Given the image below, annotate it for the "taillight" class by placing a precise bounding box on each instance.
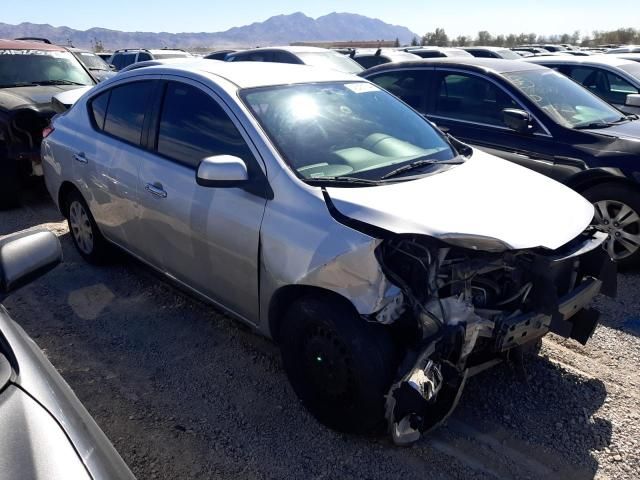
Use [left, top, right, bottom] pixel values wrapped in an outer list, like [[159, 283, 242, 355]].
[[42, 125, 55, 138]]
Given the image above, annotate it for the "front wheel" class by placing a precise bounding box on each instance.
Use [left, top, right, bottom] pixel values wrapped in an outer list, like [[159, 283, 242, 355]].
[[581, 183, 640, 268], [279, 295, 398, 434], [64, 190, 111, 264]]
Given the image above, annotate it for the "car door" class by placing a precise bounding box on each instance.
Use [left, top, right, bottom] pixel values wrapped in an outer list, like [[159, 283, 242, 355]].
[[81, 80, 156, 253], [136, 78, 268, 322], [425, 69, 558, 177]]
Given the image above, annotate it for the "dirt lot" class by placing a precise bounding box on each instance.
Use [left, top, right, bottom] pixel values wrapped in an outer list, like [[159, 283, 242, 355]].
[[2, 188, 639, 480]]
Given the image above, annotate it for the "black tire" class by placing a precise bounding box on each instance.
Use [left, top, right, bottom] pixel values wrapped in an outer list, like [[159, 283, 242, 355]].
[[63, 189, 111, 264], [581, 183, 640, 268], [0, 155, 21, 210], [279, 295, 398, 434]]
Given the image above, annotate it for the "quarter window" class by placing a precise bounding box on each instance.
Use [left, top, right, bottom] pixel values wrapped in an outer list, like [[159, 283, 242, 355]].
[[156, 82, 253, 169], [103, 81, 153, 145], [89, 90, 110, 130], [433, 73, 519, 126]]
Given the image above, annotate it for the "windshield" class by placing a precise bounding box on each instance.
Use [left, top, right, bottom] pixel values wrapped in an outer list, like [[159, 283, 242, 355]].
[[497, 49, 522, 60], [76, 51, 110, 70], [152, 52, 191, 60], [0, 50, 94, 87], [295, 52, 364, 74], [502, 69, 623, 128], [618, 61, 640, 79], [242, 82, 458, 183]]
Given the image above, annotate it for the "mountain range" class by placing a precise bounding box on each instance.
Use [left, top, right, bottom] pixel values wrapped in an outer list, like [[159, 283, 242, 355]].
[[0, 12, 418, 50]]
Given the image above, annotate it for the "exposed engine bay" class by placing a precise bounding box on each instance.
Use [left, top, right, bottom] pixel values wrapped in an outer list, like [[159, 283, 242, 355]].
[[0, 108, 51, 176], [372, 230, 616, 445]]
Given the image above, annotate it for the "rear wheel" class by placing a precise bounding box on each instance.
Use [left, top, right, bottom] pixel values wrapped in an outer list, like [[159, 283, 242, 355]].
[[581, 183, 640, 268], [279, 295, 398, 434], [64, 190, 111, 264]]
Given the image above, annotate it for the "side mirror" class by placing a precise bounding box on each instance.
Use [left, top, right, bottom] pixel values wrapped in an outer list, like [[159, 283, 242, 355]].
[[0, 230, 62, 296], [502, 108, 533, 133], [196, 155, 248, 188], [109, 64, 116, 70], [625, 93, 640, 107]]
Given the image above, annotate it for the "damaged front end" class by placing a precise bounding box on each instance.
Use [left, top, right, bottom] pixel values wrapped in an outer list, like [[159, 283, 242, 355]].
[[0, 108, 53, 177], [371, 229, 615, 446]]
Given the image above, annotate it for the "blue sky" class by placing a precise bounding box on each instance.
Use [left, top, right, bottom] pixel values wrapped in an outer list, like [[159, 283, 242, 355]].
[[4, 0, 639, 37]]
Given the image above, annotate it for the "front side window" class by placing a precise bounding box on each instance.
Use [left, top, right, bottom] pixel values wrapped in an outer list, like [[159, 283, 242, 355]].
[[157, 82, 252, 169], [433, 73, 519, 126], [103, 81, 153, 144], [242, 82, 458, 183], [355, 56, 384, 69], [503, 69, 624, 128], [0, 49, 94, 87], [569, 66, 638, 105], [89, 90, 110, 130], [367, 70, 431, 113], [136, 52, 152, 62]]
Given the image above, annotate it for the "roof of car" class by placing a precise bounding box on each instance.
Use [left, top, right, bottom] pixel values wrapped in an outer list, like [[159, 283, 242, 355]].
[[233, 46, 332, 54], [0, 38, 67, 51], [524, 54, 636, 67], [463, 46, 510, 51], [129, 60, 358, 88], [361, 57, 544, 75]]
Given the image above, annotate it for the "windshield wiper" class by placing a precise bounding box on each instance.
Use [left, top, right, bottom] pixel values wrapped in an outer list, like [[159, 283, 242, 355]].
[[574, 121, 615, 130], [32, 79, 88, 86], [305, 176, 382, 186], [0, 82, 39, 88], [380, 157, 464, 180]]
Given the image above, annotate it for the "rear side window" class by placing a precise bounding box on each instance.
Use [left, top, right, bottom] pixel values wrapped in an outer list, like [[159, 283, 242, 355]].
[[103, 81, 153, 145], [137, 52, 152, 62], [368, 70, 431, 113], [156, 82, 252, 169], [89, 90, 110, 130], [355, 56, 385, 69]]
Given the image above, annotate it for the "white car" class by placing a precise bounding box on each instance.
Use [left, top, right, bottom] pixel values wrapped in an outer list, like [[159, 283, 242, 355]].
[[41, 61, 615, 444]]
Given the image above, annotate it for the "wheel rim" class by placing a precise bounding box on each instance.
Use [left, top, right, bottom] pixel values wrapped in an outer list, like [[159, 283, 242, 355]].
[[593, 199, 640, 261], [302, 325, 356, 403], [69, 200, 94, 255]]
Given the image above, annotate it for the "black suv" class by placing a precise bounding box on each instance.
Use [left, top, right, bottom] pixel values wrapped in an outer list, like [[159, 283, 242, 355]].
[[0, 38, 95, 208], [362, 58, 640, 265]]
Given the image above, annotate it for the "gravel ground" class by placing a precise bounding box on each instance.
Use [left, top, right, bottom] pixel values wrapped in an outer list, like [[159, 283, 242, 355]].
[[1, 188, 639, 480]]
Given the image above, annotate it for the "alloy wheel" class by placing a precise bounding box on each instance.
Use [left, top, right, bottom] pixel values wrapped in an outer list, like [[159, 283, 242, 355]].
[[69, 200, 94, 255], [593, 199, 640, 260]]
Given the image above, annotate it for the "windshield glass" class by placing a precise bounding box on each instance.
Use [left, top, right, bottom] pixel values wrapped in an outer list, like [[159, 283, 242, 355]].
[[76, 51, 110, 70], [0, 50, 94, 86], [618, 61, 640, 79], [497, 49, 522, 60], [242, 82, 458, 182], [295, 52, 364, 74], [502, 69, 623, 128], [153, 52, 191, 60]]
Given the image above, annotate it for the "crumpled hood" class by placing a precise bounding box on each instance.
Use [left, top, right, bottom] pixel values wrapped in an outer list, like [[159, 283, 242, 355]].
[[0, 85, 83, 112], [325, 149, 594, 251]]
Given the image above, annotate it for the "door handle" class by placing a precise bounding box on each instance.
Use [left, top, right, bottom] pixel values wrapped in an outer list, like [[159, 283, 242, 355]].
[[145, 183, 167, 198], [73, 152, 88, 164]]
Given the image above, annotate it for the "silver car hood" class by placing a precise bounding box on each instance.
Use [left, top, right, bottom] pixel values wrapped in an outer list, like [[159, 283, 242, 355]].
[[325, 149, 594, 251]]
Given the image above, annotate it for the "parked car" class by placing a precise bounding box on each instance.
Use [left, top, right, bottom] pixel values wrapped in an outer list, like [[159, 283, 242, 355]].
[[226, 46, 364, 73], [463, 46, 523, 59], [42, 61, 614, 445], [0, 38, 96, 208], [524, 55, 640, 115], [0, 229, 135, 479], [351, 48, 420, 69], [512, 47, 551, 55], [402, 47, 472, 58], [362, 58, 640, 265], [67, 47, 116, 82], [109, 48, 192, 71], [606, 45, 640, 54], [614, 53, 640, 63], [205, 49, 236, 60]]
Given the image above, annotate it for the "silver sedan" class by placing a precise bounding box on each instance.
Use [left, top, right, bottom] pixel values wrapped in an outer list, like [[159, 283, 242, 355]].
[[42, 61, 615, 445]]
